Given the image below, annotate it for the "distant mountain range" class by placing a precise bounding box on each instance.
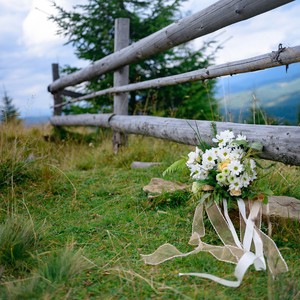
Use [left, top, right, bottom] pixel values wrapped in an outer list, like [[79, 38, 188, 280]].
[[22, 115, 50, 126], [216, 64, 300, 125]]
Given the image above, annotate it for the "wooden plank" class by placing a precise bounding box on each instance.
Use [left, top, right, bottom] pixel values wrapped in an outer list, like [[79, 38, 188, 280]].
[[51, 63, 63, 115], [50, 114, 113, 127], [113, 18, 130, 152], [60, 90, 85, 98], [50, 114, 300, 166], [48, 0, 293, 93], [53, 45, 300, 108]]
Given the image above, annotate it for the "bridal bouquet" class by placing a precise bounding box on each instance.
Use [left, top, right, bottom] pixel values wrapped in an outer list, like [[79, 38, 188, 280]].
[[187, 129, 264, 201], [142, 127, 288, 287]]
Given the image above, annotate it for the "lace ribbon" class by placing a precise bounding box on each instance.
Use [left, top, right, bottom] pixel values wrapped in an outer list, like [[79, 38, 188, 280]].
[[141, 196, 288, 287]]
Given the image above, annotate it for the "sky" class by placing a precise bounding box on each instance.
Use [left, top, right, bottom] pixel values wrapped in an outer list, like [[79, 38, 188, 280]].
[[0, 0, 299, 118]]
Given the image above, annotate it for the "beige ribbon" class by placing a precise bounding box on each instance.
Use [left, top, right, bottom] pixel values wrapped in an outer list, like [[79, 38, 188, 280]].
[[141, 196, 288, 287]]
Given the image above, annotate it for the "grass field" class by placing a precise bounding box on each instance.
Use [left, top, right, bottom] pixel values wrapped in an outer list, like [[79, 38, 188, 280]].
[[0, 123, 299, 299]]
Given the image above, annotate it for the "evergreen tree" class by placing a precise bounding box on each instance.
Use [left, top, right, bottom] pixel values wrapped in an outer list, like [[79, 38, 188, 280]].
[[50, 0, 217, 119], [1, 90, 19, 123]]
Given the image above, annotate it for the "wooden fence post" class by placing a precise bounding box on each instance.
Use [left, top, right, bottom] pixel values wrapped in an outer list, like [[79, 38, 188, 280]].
[[113, 18, 130, 153], [51, 63, 63, 116]]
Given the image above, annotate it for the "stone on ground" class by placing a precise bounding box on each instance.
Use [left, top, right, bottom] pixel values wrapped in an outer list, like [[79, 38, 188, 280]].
[[143, 178, 188, 194]]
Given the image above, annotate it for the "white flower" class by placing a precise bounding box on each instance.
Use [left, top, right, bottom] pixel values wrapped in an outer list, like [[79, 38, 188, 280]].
[[240, 173, 251, 187], [249, 171, 257, 181], [189, 164, 208, 180], [187, 152, 196, 165], [192, 168, 208, 180], [202, 149, 217, 164], [187, 147, 203, 165], [212, 130, 235, 146], [229, 177, 243, 191], [228, 160, 244, 175], [250, 159, 256, 170], [212, 147, 220, 157], [244, 158, 257, 181], [222, 168, 230, 176], [229, 147, 244, 160], [218, 146, 232, 161], [236, 134, 247, 141], [227, 174, 237, 184], [216, 173, 226, 184], [202, 161, 215, 171]]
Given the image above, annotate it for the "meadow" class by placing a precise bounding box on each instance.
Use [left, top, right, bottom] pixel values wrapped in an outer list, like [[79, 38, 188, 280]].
[[0, 122, 299, 299]]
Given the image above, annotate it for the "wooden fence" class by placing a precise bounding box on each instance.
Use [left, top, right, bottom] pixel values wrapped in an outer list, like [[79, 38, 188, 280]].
[[48, 0, 300, 166]]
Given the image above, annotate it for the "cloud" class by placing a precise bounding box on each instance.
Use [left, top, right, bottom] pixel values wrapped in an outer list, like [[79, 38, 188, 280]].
[[1, 0, 299, 118], [21, 0, 85, 57], [0, 0, 87, 117], [21, 0, 66, 57], [0, 0, 31, 13], [0, 1, 30, 37]]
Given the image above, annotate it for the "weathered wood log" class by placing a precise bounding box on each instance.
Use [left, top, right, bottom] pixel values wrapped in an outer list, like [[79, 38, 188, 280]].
[[50, 114, 300, 166], [113, 18, 130, 152], [60, 90, 85, 98], [53, 45, 300, 108], [51, 63, 63, 115], [50, 114, 113, 127], [48, 0, 293, 93]]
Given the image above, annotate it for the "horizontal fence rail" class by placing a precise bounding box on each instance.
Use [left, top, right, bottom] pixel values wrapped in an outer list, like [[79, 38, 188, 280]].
[[48, 0, 293, 93], [50, 114, 300, 166], [53, 45, 300, 108]]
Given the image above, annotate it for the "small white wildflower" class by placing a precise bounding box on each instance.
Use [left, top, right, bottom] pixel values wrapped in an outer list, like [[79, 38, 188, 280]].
[[212, 130, 235, 146], [236, 134, 247, 141], [202, 161, 215, 171], [229, 147, 244, 160], [190, 164, 208, 180], [227, 174, 237, 184], [250, 158, 256, 170], [222, 168, 230, 176], [187, 147, 203, 165], [216, 173, 226, 183], [240, 173, 251, 187], [192, 168, 208, 180], [189, 164, 203, 178], [229, 178, 243, 191], [249, 171, 257, 181], [218, 146, 232, 161], [187, 152, 196, 165], [228, 160, 244, 176], [202, 149, 217, 164]]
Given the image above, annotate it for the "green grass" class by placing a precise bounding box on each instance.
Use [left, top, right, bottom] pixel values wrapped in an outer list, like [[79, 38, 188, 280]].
[[0, 123, 299, 299]]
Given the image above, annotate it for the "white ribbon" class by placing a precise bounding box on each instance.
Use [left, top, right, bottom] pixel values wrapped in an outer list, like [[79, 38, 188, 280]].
[[141, 196, 288, 287]]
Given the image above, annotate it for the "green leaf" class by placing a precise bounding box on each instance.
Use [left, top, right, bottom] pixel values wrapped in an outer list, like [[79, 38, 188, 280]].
[[249, 142, 263, 152], [233, 140, 248, 147], [162, 157, 187, 177], [262, 195, 269, 204], [262, 188, 274, 196]]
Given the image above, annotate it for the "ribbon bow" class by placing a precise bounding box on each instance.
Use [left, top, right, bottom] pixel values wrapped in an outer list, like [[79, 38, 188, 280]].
[[141, 196, 288, 287]]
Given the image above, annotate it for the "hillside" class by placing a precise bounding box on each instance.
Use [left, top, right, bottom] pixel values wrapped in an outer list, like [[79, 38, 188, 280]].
[[217, 76, 300, 124]]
